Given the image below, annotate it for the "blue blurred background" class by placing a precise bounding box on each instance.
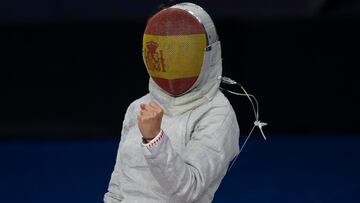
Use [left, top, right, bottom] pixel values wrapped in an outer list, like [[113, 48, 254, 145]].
[[0, 0, 359, 202]]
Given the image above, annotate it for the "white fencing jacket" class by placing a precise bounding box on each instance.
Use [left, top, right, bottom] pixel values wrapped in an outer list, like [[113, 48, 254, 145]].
[[104, 41, 240, 203]]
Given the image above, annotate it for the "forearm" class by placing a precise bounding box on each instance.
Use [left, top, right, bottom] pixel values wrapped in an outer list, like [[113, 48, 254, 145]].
[[141, 131, 210, 202]]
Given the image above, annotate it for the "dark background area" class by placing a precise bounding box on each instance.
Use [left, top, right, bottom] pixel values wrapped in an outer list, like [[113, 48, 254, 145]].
[[1, 0, 359, 137], [1, 0, 360, 203]]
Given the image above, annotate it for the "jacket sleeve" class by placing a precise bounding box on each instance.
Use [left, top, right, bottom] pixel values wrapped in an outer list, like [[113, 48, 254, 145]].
[[141, 107, 240, 202], [104, 103, 136, 203]]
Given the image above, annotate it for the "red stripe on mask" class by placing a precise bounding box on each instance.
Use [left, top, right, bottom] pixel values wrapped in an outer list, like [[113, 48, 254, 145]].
[[145, 8, 205, 36], [152, 76, 198, 96]]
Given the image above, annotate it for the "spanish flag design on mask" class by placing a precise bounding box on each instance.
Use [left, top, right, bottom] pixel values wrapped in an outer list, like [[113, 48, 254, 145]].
[[143, 8, 207, 96]]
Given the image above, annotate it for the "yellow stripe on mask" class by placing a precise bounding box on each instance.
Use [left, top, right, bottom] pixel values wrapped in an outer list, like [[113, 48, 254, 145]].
[[143, 34, 207, 80]]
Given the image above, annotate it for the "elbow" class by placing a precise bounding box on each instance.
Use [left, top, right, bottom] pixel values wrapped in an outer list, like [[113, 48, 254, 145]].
[[170, 167, 207, 203]]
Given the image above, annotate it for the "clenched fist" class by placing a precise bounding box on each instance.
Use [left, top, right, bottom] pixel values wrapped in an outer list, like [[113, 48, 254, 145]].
[[137, 102, 164, 141]]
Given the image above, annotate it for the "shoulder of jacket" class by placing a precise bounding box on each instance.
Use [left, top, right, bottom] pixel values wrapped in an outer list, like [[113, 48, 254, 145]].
[[199, 91, 232, 112], [189, 91, 235, 123]]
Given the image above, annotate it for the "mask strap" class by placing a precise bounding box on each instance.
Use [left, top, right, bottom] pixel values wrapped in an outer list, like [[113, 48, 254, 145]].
[[217, 76, 268, 171]]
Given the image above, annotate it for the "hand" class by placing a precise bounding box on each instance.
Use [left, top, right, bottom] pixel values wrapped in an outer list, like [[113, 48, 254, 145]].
[[137, 102, 164, 140]]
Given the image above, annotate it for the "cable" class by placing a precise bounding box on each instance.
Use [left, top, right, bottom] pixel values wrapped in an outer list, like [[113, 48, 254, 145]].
[[217, 76, 268, 171]]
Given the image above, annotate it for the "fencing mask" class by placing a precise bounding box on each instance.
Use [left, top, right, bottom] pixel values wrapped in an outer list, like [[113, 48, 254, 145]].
[[143, 2, 218, 96]]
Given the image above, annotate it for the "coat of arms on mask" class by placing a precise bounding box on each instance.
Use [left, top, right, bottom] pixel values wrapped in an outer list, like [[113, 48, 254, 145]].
[[144, 41, 166, 73]]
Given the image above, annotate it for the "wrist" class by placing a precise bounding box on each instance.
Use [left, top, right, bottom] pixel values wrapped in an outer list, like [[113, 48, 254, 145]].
[[142, 137, 154, 144], [143, 129, 161, 142], [142, 130, 162, 144]]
